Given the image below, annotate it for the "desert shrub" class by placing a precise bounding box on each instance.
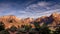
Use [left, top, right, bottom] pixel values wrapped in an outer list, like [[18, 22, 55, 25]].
[[9, 25, 17, 32]]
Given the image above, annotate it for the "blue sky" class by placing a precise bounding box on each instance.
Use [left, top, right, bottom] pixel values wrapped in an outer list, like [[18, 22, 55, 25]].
[[0, 0, 60, 18]]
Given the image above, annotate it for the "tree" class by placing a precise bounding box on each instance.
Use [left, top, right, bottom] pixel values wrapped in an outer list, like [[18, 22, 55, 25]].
[[53, 26, 60, 34], [39, 23, 51, 34], [9, 25, 17, 32], [17, 25, 26, 33], [0, 30, 10, 34], [25, 24, 32, 31], [39, 26, 51, 34], [0, 21, 5, 31], [34, 22, 41, 31], [21, 24, 32, 32]]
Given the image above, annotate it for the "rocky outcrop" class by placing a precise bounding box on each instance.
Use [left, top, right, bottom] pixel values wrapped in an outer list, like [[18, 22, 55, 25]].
[[0, 15, 22, 29], [0, 12, 60, 29]]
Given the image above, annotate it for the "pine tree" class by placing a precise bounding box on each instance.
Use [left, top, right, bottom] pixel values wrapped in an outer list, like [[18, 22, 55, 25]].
[[39, 23, 51, 34], [0, 21, 5, 31], [34, 22, 41, 31], [0, 30, 10, 34], [9, 25, 17, 32], [53, 26, 60, 34]]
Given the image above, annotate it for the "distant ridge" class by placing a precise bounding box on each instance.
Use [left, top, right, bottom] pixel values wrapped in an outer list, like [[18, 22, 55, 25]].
[[0, 12, 60, 29]]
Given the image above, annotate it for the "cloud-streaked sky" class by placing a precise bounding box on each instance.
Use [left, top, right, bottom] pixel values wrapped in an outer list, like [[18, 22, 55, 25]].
[[0, 0, 60, 18]]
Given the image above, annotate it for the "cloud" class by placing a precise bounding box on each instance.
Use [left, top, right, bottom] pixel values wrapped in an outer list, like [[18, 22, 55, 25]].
[[0, 1, 60, 18], [26, 1, 60, 11], [22, 1, 60, 18], [0, 3, 22, 15], [37, 1, 51, 7], [25, 1, 51, 13]]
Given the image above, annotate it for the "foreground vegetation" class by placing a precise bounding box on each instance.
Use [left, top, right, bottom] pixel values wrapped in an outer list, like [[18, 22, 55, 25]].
[[0, 21, 60, 34]]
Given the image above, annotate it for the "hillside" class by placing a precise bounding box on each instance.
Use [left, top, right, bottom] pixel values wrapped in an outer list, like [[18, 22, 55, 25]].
[[0, 13, 60, 29]]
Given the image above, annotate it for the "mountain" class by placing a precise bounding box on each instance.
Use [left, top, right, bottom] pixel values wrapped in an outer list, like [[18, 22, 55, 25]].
[[33, 12, 60, 30], [48, 13, 60, 26], [0, 15, 34, 29], [0, 12, 60, 30], [23, 17, 34, 24], [0, 15, 22, 29]]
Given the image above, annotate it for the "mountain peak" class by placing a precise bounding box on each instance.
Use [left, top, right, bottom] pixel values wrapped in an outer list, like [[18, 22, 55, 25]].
[[51, 12, 60, 18]]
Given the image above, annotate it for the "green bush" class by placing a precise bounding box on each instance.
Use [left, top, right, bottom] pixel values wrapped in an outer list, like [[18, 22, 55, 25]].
[[53, 26, 60, 34], [9, 25, 17, 32], [0, 21, 5, 31], [0, 30, 10, 34]]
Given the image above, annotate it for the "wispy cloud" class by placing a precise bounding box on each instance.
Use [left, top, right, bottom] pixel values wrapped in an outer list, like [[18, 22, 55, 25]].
[[24, 1, 60, 18], [0, 0, 60, 18]]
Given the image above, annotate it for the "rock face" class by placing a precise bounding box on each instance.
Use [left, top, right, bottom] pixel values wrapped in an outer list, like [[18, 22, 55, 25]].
[[48, 13, 60, 26], [0, 15, 34, 29], [0, 12, 60, 29], [23, 18, 34, 24], [0, 15, 22, 29], [33, 12, 60, 30]]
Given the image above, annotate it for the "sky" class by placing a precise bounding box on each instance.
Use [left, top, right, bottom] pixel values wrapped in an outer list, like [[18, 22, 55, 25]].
[[0, 0, 60, 18]]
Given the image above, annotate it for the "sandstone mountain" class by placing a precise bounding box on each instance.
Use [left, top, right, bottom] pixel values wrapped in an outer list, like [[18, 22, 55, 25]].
[[0, 15, 34, 29], [0, 15, 22, 29], [34, 12, 60, 30], [0, 12, 60, 29]]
